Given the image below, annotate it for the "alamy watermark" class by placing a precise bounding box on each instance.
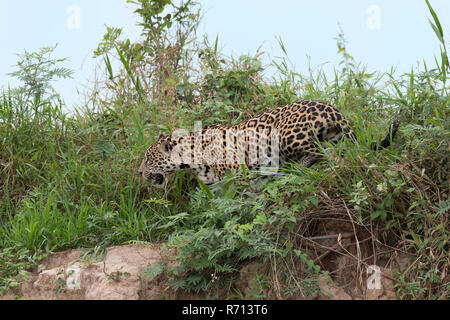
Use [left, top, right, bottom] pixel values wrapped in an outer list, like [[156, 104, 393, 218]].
[[67, 5, 81, 30], [366, 4, 381, 30], [167, 121, 281, 175], [367, 265, 382, 290]]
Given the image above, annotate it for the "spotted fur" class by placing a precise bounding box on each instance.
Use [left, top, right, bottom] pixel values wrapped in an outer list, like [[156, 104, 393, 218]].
[[138, 101, 399, 187]]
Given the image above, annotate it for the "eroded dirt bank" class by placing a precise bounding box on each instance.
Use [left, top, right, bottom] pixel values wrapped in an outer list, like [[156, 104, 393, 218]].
[[1, 243, 400, 300]]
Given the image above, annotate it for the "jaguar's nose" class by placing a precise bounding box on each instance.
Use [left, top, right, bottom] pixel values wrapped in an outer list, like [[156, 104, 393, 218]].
[[138, 169, 143, 176]]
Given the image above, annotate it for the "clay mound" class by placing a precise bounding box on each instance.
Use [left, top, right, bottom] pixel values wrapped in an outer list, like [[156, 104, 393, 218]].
[[7, 244, 182, 300], [2, 243, 398, 300]]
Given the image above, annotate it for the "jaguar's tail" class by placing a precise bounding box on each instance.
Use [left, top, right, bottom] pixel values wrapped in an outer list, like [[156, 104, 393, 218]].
[[370, 120, 400, 151]]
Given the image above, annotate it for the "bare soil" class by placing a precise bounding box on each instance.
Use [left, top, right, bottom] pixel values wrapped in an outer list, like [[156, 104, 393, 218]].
[[1, 240, 401, 300]]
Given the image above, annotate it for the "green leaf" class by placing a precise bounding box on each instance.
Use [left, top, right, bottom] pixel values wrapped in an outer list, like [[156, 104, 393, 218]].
[[104, 54, 114, 81], [441, 49, 449, 71], [310, 196, 319, 208], [142, 263, 166, 280], [428, 19, 444, 44], [423, 118, 441, 127], [425, 0, 444, 41], [371, 210, 386, 221], [253, 212, 267, 225], [115, 44, 133, 81], [197, 177, 213, 199]]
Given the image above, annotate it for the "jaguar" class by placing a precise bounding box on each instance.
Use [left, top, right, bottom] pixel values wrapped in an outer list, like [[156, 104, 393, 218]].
[[138, 101, 399, 187]]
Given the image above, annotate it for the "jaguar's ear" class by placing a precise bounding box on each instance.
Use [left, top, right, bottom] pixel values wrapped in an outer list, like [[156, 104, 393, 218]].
[[159, 139, 172, 156], [159, 134, 166, 139]]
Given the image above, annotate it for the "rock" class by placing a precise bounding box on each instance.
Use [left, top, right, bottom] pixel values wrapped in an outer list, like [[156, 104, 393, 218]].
[[317, 275, 352, 300], [15, 244, 172, 300], [66, 262, 82, 290], [234, 261, 267, 299]]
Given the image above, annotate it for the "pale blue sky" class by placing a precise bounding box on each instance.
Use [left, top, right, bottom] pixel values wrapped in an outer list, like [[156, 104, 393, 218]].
[[1, 0, 449, 108]]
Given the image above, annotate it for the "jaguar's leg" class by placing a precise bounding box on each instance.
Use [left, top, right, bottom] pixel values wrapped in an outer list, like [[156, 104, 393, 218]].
[[300, 154, 326, 167]]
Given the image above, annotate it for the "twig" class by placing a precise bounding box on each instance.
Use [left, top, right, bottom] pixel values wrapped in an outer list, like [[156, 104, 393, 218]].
[[314, 238, 349, 263], [342, 200, 363, 287], [307, 232, 353, 241]]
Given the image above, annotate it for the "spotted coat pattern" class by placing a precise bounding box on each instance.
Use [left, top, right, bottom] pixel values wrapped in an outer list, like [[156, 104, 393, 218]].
[[138, 101, 398, 187]]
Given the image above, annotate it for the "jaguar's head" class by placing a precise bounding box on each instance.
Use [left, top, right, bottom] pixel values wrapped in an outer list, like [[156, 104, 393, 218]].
[[138, 135, 178, 188]]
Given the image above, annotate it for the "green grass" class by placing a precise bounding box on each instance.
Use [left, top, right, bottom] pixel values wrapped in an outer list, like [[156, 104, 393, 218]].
[[1, 0, 449, 299]]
